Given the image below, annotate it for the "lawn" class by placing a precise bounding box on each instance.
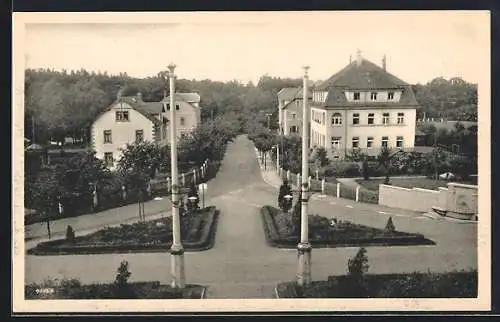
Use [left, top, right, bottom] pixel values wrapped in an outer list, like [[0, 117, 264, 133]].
[[356, 177, 475, 192]]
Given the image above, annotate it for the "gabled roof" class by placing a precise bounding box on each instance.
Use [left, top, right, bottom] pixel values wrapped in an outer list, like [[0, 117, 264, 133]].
[[165, 93, 201, 104], [277, 87, 312, 102], [316, 58, 408, 90], [99, 97, 162, 126]]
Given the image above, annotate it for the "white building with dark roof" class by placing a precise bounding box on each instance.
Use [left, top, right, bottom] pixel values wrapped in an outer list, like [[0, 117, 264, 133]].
[[310, 52, 419, 160], [90, 91, 201, 168]]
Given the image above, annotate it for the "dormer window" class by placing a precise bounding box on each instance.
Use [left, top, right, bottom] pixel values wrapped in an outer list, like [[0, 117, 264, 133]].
[[353, 92, 360, 101], [388, 92, 395, 100], [370, 92, 378, 100], [115, 111, 129, 122]]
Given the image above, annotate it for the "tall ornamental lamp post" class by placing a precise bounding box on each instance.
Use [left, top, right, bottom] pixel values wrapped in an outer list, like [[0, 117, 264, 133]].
[[167, 63, 185, 289], [297, 66, 312, 287]]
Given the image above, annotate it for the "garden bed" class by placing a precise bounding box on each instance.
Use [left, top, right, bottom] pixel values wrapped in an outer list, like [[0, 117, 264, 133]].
[[276, 270, 477, 298], [261, 206, 434, 249], [28, 206, 219, 255], [25, 280, 206, 299], [356, 177, 477, 192]]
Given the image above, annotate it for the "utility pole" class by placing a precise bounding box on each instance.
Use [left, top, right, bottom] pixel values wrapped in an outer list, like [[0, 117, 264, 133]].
[[168, 63, 185, 288], [297, 66, 312, 287]]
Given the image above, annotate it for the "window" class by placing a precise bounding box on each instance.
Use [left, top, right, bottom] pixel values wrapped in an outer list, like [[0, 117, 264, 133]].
[[397, 112, 404, 124], [103, 130, 112, 144], [367, 136, 374, 148], [115, 111, 129, 122], [166, 104, 170, 110], [180, 131, 187, 138], [381, 136, 389, 148], [353, 92, 360, 101], [370, 92, 378, 100], [104, 152, 114, 167], [292, 113, 296, 119], [135, 129, 144, 143], [352, 137, 360, 148], [332, 113, 342, 125], [180, 117, 185, 126], [176, 104, 180, 111], [388, 92, 395, 100], [331, 137, 341, 149], [396, 136, 404, 148], [290, 126, 297, 133], [382, 113, 390, 125], [368, 113, 374, 124], [352, 113, 360, 125]]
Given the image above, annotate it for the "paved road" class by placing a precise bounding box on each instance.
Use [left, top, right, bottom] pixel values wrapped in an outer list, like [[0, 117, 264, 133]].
[[25, 135, 477, 299]]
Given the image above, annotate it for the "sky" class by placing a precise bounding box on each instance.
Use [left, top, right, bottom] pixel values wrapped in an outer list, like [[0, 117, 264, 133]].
[[21, 11, 490, 85]]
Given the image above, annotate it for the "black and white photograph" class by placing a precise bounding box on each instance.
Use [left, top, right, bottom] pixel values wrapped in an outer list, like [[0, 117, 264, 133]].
[[12, 11, 490, 312]]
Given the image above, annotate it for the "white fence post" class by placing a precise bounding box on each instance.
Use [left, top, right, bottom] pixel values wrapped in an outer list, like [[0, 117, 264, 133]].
[[336, 182, 340, 198], [182, 173, 186, 187], [321, 178, 325, 195], [308, 176, 311, 187], [297, 174, 301, 187], [355, 186, 360, 202], [166, 178, 171, 192], [193, 169, 197, 184], [315, 170, 319, 180], [286, 170, 290, 181]]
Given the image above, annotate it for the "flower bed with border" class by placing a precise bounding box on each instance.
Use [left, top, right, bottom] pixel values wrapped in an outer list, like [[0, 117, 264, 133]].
[[28, 206, 219, 255], [276, 270, 477, 298], [261, 206, 434, 249]]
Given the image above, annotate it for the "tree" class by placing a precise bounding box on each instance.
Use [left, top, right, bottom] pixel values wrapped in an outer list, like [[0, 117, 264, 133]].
[[361, 158, 370, 180], [377, 147, 393, 184], [186, 182, 200, 212], [278, 180, 292, 213], [117, 141, 163, 221]]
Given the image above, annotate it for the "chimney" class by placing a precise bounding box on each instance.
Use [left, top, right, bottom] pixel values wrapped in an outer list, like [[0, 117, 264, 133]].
[[382, 55, 387, 71], [356, 49, 362, 66]]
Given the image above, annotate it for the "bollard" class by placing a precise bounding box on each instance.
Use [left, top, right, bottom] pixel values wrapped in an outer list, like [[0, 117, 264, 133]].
[[321, 178, 325, 195], [336, 183, 340, 198], [286, 170, 290, 181], [182, 173, 186, 187], [297, 174, 301, 187], [355, 186, 360, 202]]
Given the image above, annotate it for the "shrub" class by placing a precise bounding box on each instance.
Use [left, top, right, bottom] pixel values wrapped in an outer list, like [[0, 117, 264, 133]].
[[65, 225, 75, 244], [114, 260, 133, 298], [323, 162, 361, 178], [362, 159, 370, 180], [384, 217, 396, 233], [348, 247, 369, 278], [358, 189, 379, 204]]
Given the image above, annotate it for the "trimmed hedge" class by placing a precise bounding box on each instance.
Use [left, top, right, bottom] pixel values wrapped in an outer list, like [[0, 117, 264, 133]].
[[25, 280, 206, 299], [261, 206, 434, 249], [28, 206, 219, 255], [276, 270, 477, 298]]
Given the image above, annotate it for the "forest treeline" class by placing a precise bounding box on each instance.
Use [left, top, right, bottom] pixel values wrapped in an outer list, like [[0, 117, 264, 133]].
[[24, 68, 477, 144]]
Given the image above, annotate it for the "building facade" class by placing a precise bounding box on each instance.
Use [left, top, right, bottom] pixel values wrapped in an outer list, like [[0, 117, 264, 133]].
[[277, 87, 312, 136], [91, 92, 201, 169], [310, 53, 419, 160]]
